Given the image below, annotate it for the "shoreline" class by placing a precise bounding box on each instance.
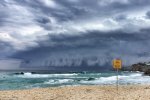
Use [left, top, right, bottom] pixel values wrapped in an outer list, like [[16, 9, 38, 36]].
[[0, 85, 150, 100]]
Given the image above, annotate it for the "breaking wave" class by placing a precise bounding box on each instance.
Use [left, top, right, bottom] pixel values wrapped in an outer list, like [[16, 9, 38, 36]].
[[1, 71, 150, 90], [16, 72, 78, 78]]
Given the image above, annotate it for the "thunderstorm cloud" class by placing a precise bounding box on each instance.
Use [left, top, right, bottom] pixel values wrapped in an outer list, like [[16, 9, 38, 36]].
[[0, 0, 150, 70]]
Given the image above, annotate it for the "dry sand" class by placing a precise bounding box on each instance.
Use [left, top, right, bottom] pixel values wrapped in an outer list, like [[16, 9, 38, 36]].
[[0, 85, 150, 100]]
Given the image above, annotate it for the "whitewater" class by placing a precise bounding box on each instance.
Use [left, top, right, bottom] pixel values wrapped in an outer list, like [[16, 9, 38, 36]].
[[0, 71, 150, 90]]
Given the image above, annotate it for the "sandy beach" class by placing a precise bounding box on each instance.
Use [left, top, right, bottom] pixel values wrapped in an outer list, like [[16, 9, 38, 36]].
[[0, 85, 150, 100]]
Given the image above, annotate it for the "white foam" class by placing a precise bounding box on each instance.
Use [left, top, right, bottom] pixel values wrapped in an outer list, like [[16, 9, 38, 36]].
[[44, 79, 74, 84], [129, 73, 143, 77], [80, 72, 149, 85], [58, 79, 73, 84], [49, 73, 78, 77], [17, 73, 78, 78], [16, 72, 150, 85], [20, 72, 50, 78], [44, 80, 55, 84]]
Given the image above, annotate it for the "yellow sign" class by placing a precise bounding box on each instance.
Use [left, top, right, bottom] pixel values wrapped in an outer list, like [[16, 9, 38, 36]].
[[113, 59, 122, 69]]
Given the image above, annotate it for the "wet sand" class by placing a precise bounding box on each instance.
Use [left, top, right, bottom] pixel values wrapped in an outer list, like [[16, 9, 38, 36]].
[[0, 85, 150, 100]]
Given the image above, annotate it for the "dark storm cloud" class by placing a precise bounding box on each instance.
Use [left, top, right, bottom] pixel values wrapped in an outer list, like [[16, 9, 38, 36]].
[[114, 14, 127, 21], [13, 28, 150, 66], [11, 0, 150, 25], [54, 0, 150, 15], [0, 41, 15, 57], [37, 29, 150, 49], [0, 0, 150, 67], [146, 11, 150, 19], [14, 0, 75, 22]]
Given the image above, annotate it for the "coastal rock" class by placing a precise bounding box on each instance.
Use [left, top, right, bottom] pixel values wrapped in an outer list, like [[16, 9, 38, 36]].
[[144, 69, 150, 76], [129, 62, 150, 76], [131, 63, 146, 72], [116, 61, 150, 76], [87, 77, 95, 81], [121, 63, 147, 72], [14, 72, 24, 75]]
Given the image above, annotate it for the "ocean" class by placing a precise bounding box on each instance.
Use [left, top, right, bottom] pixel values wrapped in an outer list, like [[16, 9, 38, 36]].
[[0, 71, 150, 90]]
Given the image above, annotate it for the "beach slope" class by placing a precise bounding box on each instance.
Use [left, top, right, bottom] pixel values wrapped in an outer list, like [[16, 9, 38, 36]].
[[0, 85, 150, 100]]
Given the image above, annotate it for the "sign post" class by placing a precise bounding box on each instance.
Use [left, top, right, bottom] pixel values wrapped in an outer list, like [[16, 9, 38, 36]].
[[112, 59, 122, 93]]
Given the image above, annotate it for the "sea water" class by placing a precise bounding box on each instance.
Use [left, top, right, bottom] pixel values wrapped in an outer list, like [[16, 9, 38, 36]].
[[0, 71, 150, 90]]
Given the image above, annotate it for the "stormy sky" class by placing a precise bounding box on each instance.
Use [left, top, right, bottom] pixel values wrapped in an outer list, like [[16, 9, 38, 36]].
[[0, 0, 150, 68]]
